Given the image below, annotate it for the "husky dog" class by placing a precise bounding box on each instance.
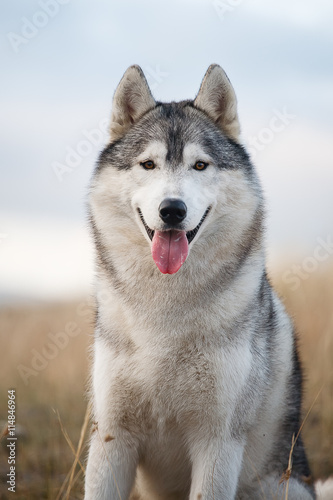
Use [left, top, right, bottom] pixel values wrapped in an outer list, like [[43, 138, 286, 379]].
[[85, 65, 317, 499]]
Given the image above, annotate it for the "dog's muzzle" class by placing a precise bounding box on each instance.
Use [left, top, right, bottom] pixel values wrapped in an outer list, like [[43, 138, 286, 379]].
[[138, 204, 212, 275]]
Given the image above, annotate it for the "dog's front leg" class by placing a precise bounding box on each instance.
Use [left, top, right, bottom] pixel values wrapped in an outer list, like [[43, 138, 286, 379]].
[[189, 438, 244, 500], [84, 431, 138, 500]]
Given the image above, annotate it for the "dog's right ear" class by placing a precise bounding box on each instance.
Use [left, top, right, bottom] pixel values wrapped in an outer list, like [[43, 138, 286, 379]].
[[194, 64, 241, 143], [110, 65, 156, 142]]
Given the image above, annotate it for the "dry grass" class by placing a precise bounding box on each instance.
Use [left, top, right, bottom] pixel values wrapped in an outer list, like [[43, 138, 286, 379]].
[[271, 260, 333, 480], [0, 300, 94, 499], [0, 261, 332, 499]]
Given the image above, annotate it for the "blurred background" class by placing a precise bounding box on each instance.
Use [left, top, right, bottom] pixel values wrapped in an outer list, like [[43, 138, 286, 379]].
[[1, 0, 333, 303], [1, 1, 332, 498]]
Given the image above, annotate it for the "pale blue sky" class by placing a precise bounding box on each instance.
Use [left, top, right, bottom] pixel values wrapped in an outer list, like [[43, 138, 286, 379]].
[[1, 0, 333, 300]]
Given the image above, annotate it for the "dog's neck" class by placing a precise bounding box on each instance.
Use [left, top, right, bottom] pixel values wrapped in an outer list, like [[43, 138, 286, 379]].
[[94, 241, 265, 348]]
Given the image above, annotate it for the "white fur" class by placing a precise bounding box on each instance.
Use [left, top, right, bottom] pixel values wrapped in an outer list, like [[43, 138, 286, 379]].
[[315, 478, 333, 500]]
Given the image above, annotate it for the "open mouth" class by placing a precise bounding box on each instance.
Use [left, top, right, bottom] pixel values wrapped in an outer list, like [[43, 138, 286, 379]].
[[137, 206, 211, 244]]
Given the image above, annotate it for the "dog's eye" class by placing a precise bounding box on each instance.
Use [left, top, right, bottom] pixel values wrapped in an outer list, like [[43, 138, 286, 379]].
[[193, 161, 208, 171], [140, 160, 155, 170]]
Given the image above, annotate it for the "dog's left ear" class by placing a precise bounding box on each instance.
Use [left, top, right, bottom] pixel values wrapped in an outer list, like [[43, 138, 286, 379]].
[[110, 65, 156, 142], [194, 64, 240, 143]]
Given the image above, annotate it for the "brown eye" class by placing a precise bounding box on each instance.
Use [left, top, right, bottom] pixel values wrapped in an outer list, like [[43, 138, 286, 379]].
[[194, 161, 208, 171], [140, 160, 155, 170]]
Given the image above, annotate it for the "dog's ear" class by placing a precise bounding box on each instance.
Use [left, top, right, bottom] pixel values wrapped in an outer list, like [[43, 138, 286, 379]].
[[110, 65, 156, 142], [194, 65, 240, 142]]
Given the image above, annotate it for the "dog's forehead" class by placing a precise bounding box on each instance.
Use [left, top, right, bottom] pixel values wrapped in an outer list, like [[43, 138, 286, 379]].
[[153, 104, 191, 165], [138, 103, 213, 166]]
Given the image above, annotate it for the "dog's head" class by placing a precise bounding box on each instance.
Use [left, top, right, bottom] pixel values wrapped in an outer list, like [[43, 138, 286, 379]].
[[90, 65, 263, 275]]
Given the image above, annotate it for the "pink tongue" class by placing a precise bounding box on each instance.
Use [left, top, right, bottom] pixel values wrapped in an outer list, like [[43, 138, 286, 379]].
[[151, 230, 189, 274]]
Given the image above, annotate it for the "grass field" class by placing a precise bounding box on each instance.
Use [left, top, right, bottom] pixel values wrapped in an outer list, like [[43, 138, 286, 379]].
[[0, 261, 332, 499]]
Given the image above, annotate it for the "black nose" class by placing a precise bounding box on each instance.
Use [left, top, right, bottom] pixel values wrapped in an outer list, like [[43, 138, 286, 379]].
[[159, 199, 187, 225]]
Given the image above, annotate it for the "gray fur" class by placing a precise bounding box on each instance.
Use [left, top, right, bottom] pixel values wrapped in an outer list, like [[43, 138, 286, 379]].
[[84, 65, 315, 499]]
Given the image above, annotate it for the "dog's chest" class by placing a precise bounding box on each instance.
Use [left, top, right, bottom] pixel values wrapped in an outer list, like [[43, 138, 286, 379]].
[[107, 338, 223, 435], [147, 342, 218, 412]]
